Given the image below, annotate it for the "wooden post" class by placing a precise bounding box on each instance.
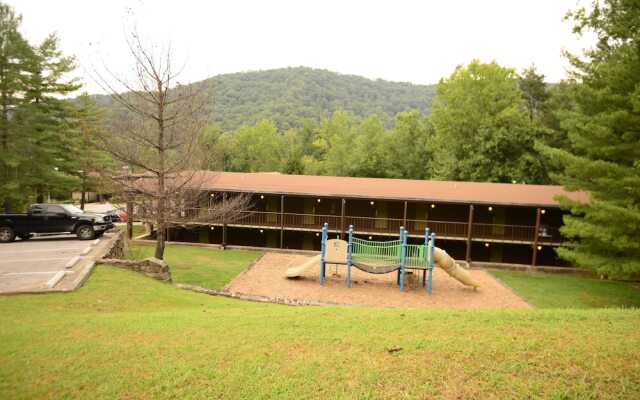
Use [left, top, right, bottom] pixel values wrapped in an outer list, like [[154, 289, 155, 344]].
[[532, 208, 542, 268], [126, 193, 133, 240], [340, 198, 346, 239], [280, 195, 285, 249], [465, 204, 474, 262], [403, 201, 408, 229], [222, 192, 228, 249]]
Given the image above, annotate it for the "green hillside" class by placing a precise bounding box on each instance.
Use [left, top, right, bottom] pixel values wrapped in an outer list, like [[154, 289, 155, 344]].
[[91, 67, 434, 132], [204, 67, 434, 130]]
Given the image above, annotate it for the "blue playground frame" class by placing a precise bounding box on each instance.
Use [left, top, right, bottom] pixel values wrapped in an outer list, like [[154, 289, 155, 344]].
[[320, 223, 436, 294]]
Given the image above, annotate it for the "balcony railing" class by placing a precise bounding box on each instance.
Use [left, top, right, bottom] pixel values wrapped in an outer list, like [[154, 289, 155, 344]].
[[141, 208, 563, 244]]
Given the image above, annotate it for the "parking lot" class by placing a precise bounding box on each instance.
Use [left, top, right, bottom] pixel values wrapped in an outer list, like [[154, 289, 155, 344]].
[[0, 234, 107, 293]]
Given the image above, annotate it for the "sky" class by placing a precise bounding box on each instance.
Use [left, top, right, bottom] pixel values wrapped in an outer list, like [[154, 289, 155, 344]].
[[7, 0, 594, 95]]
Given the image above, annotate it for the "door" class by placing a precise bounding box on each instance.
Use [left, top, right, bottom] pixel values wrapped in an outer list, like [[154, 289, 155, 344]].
[[42, 205, 71, 233], [27, 205, 47, 232]]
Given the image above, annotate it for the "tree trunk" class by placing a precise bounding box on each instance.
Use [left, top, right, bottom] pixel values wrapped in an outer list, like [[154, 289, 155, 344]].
[[126, 194, 133, 240], [154, 81, 166, 260], [154, 224, 165, 259], [80, 189, 86, 210], [1, 76, 10, 213]]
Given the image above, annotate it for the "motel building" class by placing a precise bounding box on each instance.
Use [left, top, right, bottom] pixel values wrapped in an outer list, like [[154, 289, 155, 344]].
[[154, 172, 588, 267]]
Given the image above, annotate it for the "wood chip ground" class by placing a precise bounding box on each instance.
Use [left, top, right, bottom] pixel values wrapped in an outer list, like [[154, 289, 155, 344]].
[[226, 253, 532, 309]]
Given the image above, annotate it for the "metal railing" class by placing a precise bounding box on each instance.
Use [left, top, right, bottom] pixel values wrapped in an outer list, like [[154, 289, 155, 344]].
[[157, 208, 562, 244]]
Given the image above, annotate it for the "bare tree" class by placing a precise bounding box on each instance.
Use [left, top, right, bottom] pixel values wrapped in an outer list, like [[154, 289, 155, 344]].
[[92, 32, 249, 260]]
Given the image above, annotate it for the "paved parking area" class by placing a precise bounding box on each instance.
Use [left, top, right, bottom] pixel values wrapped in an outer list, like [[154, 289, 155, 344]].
[[0, 234, 107, 293]]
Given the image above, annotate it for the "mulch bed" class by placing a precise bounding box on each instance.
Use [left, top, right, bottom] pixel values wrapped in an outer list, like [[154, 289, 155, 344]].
[[226, 253, 532, 309]]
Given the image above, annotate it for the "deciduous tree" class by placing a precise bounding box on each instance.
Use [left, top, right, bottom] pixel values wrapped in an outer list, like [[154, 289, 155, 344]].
[[429, 60, 543, 183], [93, 32, 248, 259]]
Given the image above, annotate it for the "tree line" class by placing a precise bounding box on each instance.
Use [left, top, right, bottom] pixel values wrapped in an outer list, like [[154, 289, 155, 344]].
[[93, 66, 436, 133], [204, 61, 567, 185]]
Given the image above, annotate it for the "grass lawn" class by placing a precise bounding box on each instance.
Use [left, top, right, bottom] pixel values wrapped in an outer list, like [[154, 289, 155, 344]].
[[0, 267, 638, 399], [125, 242, 261, 289], [114, 223, 147, 238], [489, 270, 640, 309]]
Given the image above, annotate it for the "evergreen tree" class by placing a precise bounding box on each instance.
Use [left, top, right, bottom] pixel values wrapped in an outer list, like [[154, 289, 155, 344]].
[[17, 33, 81, 204], [0, 3, 33, 211], [0, 3, 80, 210], [540, 0, 640, 278], [65, 93, 114, 209], [518, 65, 549, 122]]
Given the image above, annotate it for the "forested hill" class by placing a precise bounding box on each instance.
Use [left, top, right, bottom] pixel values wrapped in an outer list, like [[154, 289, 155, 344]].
[[201, 67, 434, 131]]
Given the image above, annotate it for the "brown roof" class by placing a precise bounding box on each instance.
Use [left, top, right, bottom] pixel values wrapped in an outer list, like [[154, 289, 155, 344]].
[[200, 172, 589, 207]]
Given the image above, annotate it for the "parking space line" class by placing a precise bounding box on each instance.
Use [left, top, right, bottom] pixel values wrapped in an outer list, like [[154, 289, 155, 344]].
[[0, 248, 86, 254], [0, 257, 72, 263], [2, 271, 60, 276]]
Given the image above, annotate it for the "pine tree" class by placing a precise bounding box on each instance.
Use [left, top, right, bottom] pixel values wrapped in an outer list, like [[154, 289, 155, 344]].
[[518, 65, 549, 122], [540, 0, 640, 279], [18, 33, 81, 204], [1, 3, 80, 210], [0, 3, 33, 211], [64, 93, 114, 209]]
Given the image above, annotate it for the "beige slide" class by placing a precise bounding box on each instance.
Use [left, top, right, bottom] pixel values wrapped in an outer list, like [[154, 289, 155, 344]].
[[285, 254, 322, 278], [432, 247, 480, 288]]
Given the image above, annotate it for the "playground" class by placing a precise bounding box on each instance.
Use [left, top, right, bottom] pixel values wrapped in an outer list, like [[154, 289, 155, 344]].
[[227, 252, 531, 309], [228, 224, 530, 308]]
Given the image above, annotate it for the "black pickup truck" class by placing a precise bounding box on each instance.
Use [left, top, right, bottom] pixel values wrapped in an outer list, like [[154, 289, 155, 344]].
[[0, 204, 115, 243]]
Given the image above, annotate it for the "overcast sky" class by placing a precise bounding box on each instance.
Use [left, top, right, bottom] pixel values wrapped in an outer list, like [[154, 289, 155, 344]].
[[7, 0, 593, 94]]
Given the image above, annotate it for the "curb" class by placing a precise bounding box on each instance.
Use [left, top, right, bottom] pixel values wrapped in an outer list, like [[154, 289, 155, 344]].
[[176, 283, 345, 307]]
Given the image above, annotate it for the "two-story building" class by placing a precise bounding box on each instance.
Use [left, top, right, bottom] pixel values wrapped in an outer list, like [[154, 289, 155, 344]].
[[144, 171, 589, 267]]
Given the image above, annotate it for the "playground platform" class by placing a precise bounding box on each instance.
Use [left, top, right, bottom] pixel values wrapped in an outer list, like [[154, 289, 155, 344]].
[[226, 253, 531, 309]]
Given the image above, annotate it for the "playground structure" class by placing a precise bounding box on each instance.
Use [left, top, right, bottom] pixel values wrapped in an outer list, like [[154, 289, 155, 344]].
[[286, 223, 480, 293]]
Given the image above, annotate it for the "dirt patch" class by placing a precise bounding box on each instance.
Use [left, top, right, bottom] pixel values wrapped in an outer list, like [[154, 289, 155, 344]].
[[226, 253, 531, 309]]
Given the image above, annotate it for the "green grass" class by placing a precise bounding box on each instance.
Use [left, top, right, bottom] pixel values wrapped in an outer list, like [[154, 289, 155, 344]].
[[114, 223, 146, 238], [125, 242, 261, 289], [0, 267, 638, 399], [490, 269, 640, 309]]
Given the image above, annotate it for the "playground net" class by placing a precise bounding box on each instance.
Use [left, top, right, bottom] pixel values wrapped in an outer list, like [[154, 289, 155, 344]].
[[351, 237, 402, 267], [350, 238, 430, 269]]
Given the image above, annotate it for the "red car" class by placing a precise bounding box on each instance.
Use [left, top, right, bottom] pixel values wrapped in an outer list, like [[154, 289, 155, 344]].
[[105, 209, 128, 223]]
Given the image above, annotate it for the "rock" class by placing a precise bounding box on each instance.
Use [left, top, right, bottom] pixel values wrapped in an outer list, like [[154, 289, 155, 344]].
[[99, 256, 172, 283]]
